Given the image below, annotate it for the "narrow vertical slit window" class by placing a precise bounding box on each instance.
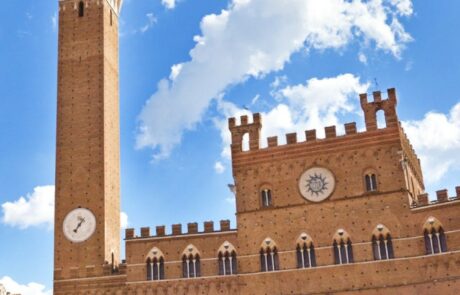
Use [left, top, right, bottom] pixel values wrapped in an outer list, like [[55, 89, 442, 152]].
[[261, 189, 272, 208], [365, 173, 378, 192], [78, 1, 85, 17]]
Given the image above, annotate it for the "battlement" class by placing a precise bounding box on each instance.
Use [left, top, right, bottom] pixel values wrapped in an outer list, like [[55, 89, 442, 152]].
[[125, 220, 235, 240], [413, 186, 460, 208], [58, 0, 123, 16], [229, 89, 400, 154]]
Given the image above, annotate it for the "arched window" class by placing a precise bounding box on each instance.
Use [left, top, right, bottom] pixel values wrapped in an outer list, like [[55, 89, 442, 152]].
[[242, 133, 250, 151], [182, 245, 201, 278], [296, 233, 316, 268], [218, 242, 237, 275], [376, 109, 387, 129], [261, 188, 272, 208], [372, 225, 394, 260], [333, 229, 353, 265], [424, 217, 448, 255], [260, 238, 279, 272], [365, 173, 378, 192], [145, 247, 165, 281], [78, 1, 85, 17]]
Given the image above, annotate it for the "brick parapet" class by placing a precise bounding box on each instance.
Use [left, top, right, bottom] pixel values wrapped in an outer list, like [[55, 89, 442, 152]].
[[413, 187, 460, 208], [125, 220, 234, 240]]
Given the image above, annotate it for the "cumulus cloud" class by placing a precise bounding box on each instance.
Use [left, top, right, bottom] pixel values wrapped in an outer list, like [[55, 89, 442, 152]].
[[402, 103, 460, 184], [136, 0, 413, 159], [216, 74, 369, 158], [1, 185, 55, 229], [120, 211, 129, 229], [214, 161, 226, 174], [2, 185, 129, 230], [162, 0, 176, 10], [0, 276, 51, 295]]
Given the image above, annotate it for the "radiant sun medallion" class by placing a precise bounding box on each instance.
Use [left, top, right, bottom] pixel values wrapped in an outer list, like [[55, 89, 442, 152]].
[[298, 167, 335, 202]]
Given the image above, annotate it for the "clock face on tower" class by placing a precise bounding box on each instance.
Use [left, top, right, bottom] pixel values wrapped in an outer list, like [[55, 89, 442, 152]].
[[298, 167, 335, 202], [63, 208, 97, 243]]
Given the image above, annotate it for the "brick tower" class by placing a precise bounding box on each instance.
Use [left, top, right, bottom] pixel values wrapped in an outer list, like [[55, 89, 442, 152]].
[[54, 0, 123, 283]]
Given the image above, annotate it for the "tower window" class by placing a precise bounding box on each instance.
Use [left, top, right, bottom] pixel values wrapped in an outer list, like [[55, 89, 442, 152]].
[[365, 174, 378, 192], [110, 10, 113, 26], [296, 233, 316, 268], [261, 189, 272, 208], [78, 1, 85, 17], [333, 230, 353, 265], [372, 225, 394, 260]]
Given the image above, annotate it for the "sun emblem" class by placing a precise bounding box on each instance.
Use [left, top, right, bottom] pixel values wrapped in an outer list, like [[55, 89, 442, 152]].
[[306, 173, 328, 196], [298, 167, 335, 202]]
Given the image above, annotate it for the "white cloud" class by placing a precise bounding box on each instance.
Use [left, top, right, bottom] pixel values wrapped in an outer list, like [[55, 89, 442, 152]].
[[1, 185, 55, 229], [216, 74, 369, 158], [140, 13, 157, 33], [120, 211, 129, 229], [2, 185, 129, 230], [402, 103, 460, 184], [214, 161, 226, 174], [358, 52, 368, 64], [169, 63, 183, 81], [162, 0, 176, 10], [51, 12, 57, 31], [0, 276, 51, 295], [391, 0, 413, 16], [136, 0, 413, 159]]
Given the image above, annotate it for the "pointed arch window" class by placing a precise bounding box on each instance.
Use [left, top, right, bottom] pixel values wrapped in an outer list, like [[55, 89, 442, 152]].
[[78, 1, 85, 17], [260, 238, 279, 272], [296, 233, 316, 268], [333, 229, 353, 265], [261, 188, 272, 208], [372, 225, 394, 260], [182, 245, 201, 278], [218, 242, 237, 275], [146, 247, 165, 281], [365, 173, 378, 192], [424, 217, 447, 255]]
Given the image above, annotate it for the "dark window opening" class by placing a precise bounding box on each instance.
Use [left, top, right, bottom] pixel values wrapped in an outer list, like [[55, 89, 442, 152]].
[[261, 189, 272, 208], [365, 174, 378, 192], [333, 239, 353, 264], [260, 247, 279, 272], [78, 1, 85, 17], [218, 251, 237, 275], [424, 227, 447, 255], [182, 254, 200, 278], [296, 243, 316, 268]]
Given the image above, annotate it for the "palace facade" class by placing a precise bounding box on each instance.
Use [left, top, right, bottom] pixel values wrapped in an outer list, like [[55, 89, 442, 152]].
[[54, 0, 460, 294]]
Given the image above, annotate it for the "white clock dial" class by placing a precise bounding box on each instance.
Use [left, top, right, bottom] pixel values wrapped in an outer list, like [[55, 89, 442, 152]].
[[298, 167, 335, 202], [63, 208, 96, 243]]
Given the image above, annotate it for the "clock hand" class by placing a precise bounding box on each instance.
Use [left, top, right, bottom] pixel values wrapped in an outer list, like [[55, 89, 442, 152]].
[[73, 218, 86, 233]]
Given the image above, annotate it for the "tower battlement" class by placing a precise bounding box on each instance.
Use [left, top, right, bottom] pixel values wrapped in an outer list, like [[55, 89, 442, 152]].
[[125, 220, 235, 240], [58, 0, 123, 15], [229, 88, 401, 154]]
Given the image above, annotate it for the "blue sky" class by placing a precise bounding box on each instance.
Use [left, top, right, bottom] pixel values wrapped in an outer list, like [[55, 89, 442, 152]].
[[0, 0, 459, 294]]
